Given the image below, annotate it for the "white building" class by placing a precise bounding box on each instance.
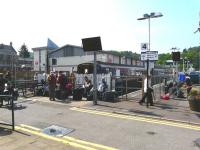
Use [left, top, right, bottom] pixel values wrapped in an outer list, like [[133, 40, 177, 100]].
[[48, 44, 144, 76], [32, 39, 59, 73]]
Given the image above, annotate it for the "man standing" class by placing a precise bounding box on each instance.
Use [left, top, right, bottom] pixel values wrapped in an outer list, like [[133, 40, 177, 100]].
[[48, 71, 56, 101], [139, 75, 154, 106]]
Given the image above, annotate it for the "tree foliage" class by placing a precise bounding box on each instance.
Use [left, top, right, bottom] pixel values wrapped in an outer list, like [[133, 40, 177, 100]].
[[19, 43, 30, 58], [156, 46, 200, 70], [107, 46, 200, 70], [157, 53, 171, 65], [107, 50, 140, 60]]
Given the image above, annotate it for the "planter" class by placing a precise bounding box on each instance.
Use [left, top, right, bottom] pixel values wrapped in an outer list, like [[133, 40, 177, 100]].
[[188, 96, 200, 112]]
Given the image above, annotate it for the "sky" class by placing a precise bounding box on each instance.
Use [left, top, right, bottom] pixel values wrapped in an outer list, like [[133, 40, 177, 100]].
[[0, 0, 200, 54]]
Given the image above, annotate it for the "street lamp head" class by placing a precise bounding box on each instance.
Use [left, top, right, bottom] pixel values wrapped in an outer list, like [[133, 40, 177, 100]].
[[137, 12, 163, 20], [150, 12, 163, 18], [144, 13, 150, 18]]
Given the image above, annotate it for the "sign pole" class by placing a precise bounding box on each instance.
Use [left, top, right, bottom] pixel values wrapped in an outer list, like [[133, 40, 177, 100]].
[[93, 51, 97, 105]]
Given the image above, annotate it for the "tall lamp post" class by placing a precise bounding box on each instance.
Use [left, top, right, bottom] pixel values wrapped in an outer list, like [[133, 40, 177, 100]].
[[137, 12, 163, 91]]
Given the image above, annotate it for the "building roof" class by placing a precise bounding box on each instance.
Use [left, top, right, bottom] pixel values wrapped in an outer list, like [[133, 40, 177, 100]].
[[0, 43, 17, 54], [48, 44, 83, 55], [32, 38, 59, 51], [32, 46, 59, 51]]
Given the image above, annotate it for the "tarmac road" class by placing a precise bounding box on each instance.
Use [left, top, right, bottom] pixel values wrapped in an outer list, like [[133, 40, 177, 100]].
[[0, 97, 200, 150]]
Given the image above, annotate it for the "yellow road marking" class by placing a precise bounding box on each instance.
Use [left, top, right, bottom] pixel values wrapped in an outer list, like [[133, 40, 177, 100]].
[[70, 107, 200, 131], [16, 124, 119, 150], [16, 126, 97, 150], [63, 136, 118, 150], [20, 124, 41, 131]]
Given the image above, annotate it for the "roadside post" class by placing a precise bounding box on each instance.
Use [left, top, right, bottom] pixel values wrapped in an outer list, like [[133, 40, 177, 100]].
[[0, 95, 15, 130]]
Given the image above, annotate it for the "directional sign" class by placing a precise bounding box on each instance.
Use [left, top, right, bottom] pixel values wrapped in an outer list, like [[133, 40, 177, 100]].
[[141, 51, 158, 61], [141, 43, 148, 52]]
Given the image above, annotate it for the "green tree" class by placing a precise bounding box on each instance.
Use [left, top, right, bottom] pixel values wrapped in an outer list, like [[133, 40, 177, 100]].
[[157, 53, 171, 65], [19, 43, 30, 58]]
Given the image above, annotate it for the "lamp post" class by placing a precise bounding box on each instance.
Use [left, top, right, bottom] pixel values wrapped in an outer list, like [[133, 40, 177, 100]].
[[137, 12, 163, 90]]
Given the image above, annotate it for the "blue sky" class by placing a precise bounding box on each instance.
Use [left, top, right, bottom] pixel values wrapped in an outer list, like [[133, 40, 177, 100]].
[[0, 0, 199, 54]]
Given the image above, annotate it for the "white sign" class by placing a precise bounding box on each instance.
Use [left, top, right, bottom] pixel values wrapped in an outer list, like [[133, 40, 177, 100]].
[[141, 43, 148, 52], [141, 51, 158, 61]]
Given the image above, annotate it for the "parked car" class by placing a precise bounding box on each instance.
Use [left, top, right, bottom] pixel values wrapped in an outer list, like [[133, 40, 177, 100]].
[[189, 71, 200, 84]]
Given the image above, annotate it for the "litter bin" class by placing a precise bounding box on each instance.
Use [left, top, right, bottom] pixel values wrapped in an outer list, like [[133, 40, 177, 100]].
[[178, 72, 185, 82]]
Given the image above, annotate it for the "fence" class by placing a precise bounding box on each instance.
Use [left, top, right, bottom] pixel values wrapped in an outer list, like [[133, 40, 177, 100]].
[[109, 74, 174, 101]]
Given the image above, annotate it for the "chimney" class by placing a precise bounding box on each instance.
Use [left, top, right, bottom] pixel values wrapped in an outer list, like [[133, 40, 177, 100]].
[[10, 42, 12, 46]]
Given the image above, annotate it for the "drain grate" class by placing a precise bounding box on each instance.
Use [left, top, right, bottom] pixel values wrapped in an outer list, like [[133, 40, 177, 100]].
[[42, 125, 75, 137]]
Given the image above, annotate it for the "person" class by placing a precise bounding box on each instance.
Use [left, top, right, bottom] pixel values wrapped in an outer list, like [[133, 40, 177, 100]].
[[4, 71, 14, 95], [47, 71, 56, 101], [185, 73, 192, 95], [84, 76, 92, 96], [97, 78, 108, 100], [57, 71, 67, 99], [139, 75, 154, 106], [4, 71, 11, 83], [98, 78, 108, 93], [0, 73, 6, 106], [57, 71, 67, 90]]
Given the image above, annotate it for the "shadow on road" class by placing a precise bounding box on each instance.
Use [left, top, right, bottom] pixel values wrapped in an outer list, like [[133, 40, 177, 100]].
[[0, 127, 13, 136], [129, 109, 163, 117]]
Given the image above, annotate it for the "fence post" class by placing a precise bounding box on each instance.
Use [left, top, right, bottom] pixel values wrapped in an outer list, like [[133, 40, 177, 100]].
[[142, 77, 144, 99], [11, 96, 15, 131]]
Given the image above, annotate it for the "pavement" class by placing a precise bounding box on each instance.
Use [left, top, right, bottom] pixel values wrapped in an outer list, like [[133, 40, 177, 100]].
[[1, 88, 200, 150]]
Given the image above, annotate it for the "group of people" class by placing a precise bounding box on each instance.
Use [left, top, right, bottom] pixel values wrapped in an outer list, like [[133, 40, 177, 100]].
[[47, 71, 74, 101], [41, 71, 109, 101], [83, 76, 108, 100], [138, 73, 193, 107]]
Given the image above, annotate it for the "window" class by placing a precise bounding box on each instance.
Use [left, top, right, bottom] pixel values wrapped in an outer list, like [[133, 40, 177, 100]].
[[52, 59, 57, 65]]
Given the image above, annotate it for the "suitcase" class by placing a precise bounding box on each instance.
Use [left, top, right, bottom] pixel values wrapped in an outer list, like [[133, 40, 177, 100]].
[[87, 93, 93, 101], [102, 91, 117, 102], [73, 88, 83, 100]]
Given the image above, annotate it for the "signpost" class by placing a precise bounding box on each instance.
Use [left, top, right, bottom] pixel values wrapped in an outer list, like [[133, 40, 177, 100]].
[[82, 37, 102, 105], [141, 43, 148, 52], [141, 51, 158, 61]]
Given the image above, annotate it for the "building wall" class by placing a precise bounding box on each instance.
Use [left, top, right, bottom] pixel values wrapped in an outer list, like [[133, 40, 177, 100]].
[[33, 49, 47, 72], [107, 54, 113, 63], [127, 58, 131, 65], [50, 55, 94, 72], [121, 57, 126, 64], [97, 53, 107, 63], [113, 55, 120, 64], [34, 50, 39, 71], [0, 44, 17, 72]]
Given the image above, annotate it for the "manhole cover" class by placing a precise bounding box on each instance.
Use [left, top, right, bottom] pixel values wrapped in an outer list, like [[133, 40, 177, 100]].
[[42, 125, 75, 137]]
